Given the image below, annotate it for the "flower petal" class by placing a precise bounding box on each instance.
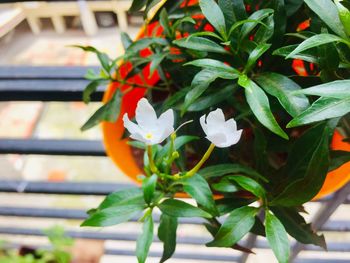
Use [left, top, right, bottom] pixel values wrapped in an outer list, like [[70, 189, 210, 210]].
[[158, 109, 174, 131], [135, 98, 158, 130], [123, 113, 142, 135], [206, 109, 225, 127], [223, 129, 243, 147], [200, 114, 209, 135], [225, 118, 237, 132], [206, 132, 227, 147]]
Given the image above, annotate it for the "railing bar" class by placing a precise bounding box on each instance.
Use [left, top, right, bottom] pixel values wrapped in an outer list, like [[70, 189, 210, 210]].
[[0, 139, 106, 156]]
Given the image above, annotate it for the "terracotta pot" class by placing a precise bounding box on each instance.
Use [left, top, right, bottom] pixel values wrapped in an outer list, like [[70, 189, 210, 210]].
[[102, 18, 350, 201]]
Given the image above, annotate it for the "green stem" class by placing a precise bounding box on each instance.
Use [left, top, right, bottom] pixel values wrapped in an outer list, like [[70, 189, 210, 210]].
[[147, 145, 159, 174], [185, 143, 216, 178]]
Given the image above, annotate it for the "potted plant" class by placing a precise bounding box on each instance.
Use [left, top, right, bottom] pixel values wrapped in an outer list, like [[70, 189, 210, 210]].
[[75, 0, 350, 262]]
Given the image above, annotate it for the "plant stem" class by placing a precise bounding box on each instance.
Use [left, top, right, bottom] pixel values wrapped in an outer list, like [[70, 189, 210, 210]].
[[147, 145, 159, 174], [185, 143, 215, 178]]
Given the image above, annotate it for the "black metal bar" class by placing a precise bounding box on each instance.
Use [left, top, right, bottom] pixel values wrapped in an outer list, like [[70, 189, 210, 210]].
[[290, 183, 350, 261], [0, 181, 133, 195], [0, 66, 99, 79], [0, 139, 106, 156], [0, 79, 105, 101]]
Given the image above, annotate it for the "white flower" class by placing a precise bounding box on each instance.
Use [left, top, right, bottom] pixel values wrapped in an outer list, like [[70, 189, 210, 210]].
[[123, 98, 174, 145], [200, 109, 242, 148]]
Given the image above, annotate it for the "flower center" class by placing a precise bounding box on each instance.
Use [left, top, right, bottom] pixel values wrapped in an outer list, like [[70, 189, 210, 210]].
[[145, 132, 153, 139]]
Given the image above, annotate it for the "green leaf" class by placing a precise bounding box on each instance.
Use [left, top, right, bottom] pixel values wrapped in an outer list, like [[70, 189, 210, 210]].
[[187, 31, 223, 41], [229, 19, 268, 38], [98, 187, 144, 210], [287, 97, 350, 128], [329, 150, 350, 171], [129, 0, 147, 12], [83, 81, 100, 104], [172, 17, 196, 30], [81, 203, 145, 227], [273, 44, 318, 63], [136, 213, 154, 263], [218, 0, 237, 28], [181, 173, 218, 216], [181, 70, 220, 115], [239, 77, 288, 139], [286, 34, 348, 59], [295, 80, 350, 99], [199, 0, 227, 38], [271, 207, 326, 249], [128, 37, 168, 52], [255, 72, 310, 117], [188, 84, 235, 111], [212, 178, 239, 193], [244, 43, 271, 74], [158, 199, 212, 218], [207, 206, 258, 247], [185, 59, 240, 76], [127, 140, 146, 149], [81, 89, 122, 131], [121, 32, 133, 50], [199, 163, 268, 182], [142, 174, 158, 205], [272, 125, 330, 206], [149, 53, 167, 75], [97, 52, 111, 73], [265, 211, 290, 263], [159, 8, 171, 37], [158, 214, 178, 262], [216, 197, 255, 215], [240, 9, 274, 40], [254, 15, 274, 43], [228, 175, 266, 198], [304, 0, 347, 38], [173, 37, 229, 54], [231, 0, 247, 21], [335, 0, 350, 36]]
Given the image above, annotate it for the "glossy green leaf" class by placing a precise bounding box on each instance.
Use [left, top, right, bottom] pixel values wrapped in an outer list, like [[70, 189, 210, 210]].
[[272, 125, 330, 206], [187, 31, 223, 41], [199, 163, 268, 182], [286, 34, 348, 59], [199, 0, 227, 38], [188, 84, 235, 111], [121, 32, 133, 50], [172, 17, 196, 30], [287, 97, 350, 128], [181, 173, 218, 216], [271, 207, 326, 249], [329, 150, 350, 171], [273, 44, 318, 63], [335, 0, 350, 36], [159, 8, 171, 37], [185, 59, 240, 76], [128, 37, 168, 52], [216, 197, 255, 216], [142, 174, 157, 205], [81, 203, 145, 227], [149, 53, 167, 75], [240, 9, 274, 40], [240, 77, 288, 139], [228, 175, 266, 198], [206, 206, 258, 247], [173, 37, 229, 54], [218, 0, 236, 28], [83, 81, 100, 104], [254, 15, 274, 43], [136, 213, 154, 263], [212, 178, 239, 193], [98, 187, 144, 210], [158, 214, 178, 262], [255, 72, 310, 117], [81, 89, 122, 131], [229, 19, 268, 38], [304, 0, 347, 38], [181, 70, 220, 115], [244, 43, 271, 73], [129, 0, 147, 12], [158, 199, 212, 218], [265, 211, 290, 263], [295, 80, 350, 99], [285, 0, 304, 16]]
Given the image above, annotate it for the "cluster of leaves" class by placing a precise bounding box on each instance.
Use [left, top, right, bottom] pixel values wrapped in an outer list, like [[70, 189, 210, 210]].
[[78, 0, 350, 262], [0, 226, 73, 263]]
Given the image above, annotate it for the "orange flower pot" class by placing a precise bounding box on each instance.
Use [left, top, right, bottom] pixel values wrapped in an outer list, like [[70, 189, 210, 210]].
[[102, 20, 350, 200]]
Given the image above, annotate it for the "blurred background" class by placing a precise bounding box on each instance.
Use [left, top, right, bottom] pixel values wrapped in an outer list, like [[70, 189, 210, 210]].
[[0, 1, 349, 263]]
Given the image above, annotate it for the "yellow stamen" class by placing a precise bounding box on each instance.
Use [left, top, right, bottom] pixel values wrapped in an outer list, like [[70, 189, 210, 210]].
[[146, 133, 153, 139]]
